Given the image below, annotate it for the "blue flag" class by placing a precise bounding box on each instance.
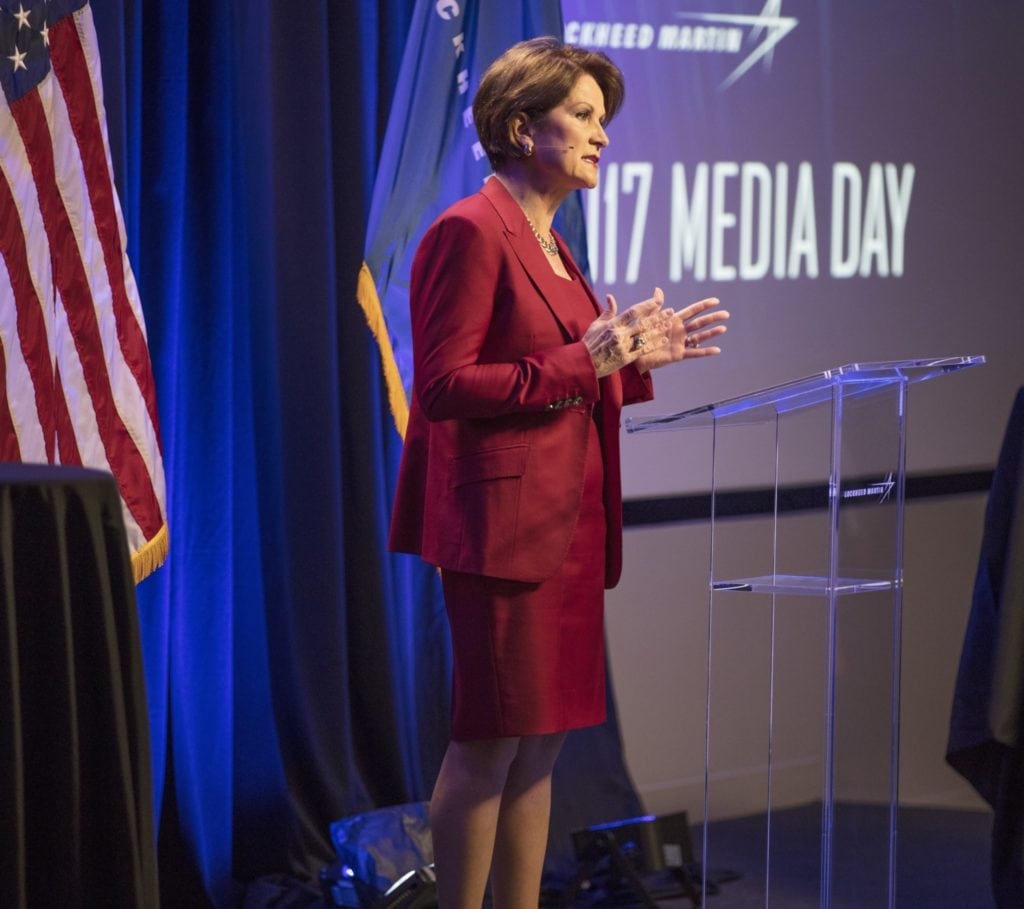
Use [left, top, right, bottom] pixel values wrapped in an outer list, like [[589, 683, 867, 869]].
[[358, 0, 589, 436]]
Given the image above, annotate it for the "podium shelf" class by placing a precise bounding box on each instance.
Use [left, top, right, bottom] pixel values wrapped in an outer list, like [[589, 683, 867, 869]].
[[711, 574, 895, 596]]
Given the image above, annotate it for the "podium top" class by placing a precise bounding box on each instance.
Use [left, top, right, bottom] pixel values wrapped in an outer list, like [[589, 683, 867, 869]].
[[625, 356, 985, 433]]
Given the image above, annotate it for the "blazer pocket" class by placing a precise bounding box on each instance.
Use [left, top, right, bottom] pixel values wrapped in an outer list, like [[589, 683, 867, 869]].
[[449, 444, 529, 488]]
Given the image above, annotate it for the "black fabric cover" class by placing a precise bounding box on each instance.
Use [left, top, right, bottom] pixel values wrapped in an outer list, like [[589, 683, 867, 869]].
[[0, 464, 159, 908], [947, 388, 1024, 907]]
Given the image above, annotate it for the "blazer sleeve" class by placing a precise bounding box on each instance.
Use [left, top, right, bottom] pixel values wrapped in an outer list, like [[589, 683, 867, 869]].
[[620, 362, 655, 406], [411, 214, 600, 422]]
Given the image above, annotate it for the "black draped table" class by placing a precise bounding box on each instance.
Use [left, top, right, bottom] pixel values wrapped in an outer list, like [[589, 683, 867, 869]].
[[0, 464, 159, 907]]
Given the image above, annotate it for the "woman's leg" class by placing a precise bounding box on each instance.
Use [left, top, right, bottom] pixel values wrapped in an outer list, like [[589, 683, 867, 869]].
[[490, 731, 568, 909], [430, 736, 521, 909]]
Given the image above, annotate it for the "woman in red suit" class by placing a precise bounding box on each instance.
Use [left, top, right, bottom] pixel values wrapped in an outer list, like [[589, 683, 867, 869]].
[[389, 37, 728, 908]]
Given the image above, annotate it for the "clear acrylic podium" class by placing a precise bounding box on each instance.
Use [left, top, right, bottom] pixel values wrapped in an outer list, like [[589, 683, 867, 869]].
[[625, 357, 984, 908]]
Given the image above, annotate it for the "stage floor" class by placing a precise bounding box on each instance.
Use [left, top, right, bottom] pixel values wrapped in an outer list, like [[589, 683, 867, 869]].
[[560, 802, 993, 908]]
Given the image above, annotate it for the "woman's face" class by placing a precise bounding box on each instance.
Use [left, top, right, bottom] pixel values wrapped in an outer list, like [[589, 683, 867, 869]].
[[526, 73, 609, 194]]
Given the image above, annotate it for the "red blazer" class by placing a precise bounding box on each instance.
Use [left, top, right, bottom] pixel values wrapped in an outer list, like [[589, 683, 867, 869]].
[[388, 177, 653, 588]]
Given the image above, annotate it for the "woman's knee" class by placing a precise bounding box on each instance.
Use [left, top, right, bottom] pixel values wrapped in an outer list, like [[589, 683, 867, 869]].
[[509, 731, 567, 777], [441, 736, 523, 789]]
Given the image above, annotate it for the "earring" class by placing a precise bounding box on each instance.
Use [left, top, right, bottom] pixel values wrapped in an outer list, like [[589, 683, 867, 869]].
[[522, 143, 533, 157]]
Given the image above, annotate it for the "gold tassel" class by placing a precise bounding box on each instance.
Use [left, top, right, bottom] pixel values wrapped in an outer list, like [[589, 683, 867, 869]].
[[132, 522, 169, 584], [356, 262, 410, 439]]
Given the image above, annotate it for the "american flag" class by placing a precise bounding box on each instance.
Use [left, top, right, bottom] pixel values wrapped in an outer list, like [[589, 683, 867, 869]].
[[0, 0, 167, 581]]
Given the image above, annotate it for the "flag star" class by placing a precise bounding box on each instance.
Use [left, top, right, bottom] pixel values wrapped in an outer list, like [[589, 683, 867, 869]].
[[14, 4, 32, 29], [41, 23, 50, 46], [8, 46, 28, 71]]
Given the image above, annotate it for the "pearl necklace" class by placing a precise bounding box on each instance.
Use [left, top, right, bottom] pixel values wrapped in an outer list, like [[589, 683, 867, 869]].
[[524, 215, 559, 257]]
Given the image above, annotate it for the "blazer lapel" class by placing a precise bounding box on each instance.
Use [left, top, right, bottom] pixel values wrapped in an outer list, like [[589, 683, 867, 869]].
[[480, 178, 597, 340]]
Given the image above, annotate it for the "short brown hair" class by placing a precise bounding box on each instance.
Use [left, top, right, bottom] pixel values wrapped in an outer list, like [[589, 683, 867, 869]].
[[473, 37, 625, 171]]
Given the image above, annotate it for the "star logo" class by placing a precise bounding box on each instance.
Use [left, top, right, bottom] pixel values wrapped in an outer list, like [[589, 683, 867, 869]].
[[678, 0, 798, 90]]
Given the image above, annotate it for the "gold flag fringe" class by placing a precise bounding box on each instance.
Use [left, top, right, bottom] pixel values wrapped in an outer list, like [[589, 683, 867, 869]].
[[356, 261, 410, 439], [132, 521, 169, 584]]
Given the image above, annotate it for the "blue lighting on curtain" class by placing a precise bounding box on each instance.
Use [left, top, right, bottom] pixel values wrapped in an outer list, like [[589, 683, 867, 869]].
[[91, 2, 641, 902]]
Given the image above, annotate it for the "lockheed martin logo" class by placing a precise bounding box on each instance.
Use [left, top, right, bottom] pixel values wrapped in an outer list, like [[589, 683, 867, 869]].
[[679, 1, 798, 89], [842, 473, 896, 504], [565, 1, 798, 91]]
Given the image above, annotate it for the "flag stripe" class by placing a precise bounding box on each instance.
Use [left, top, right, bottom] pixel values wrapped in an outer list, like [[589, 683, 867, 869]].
[[9, 83, 163, 538], [41, 17, 165, 495], [54, 10, 166, 517], [53, 369, 83, 467], [49, 16, 162, 440], [51, 281, 151, 556], [0, 166, 55, 461], [0, 327, 23, 461]]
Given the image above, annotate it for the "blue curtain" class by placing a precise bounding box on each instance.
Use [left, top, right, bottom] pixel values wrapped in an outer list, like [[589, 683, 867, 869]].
[[92, 2, 641, 905]]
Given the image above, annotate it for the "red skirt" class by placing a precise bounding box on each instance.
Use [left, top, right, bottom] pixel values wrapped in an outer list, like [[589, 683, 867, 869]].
[[441, 418, 607, 740]]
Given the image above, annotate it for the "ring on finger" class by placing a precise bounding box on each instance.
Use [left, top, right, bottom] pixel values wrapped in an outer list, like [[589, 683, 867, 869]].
[[631, 334, 647, 352]]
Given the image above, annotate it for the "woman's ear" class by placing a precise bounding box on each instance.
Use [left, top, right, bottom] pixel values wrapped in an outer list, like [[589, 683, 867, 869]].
[[508, 113, 533, 157]]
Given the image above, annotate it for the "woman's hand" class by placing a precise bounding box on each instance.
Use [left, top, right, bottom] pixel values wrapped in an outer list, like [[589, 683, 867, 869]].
[[634, 294, 729, 373], [583, 288, 729, 377], [582, 288, 675, 378]]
